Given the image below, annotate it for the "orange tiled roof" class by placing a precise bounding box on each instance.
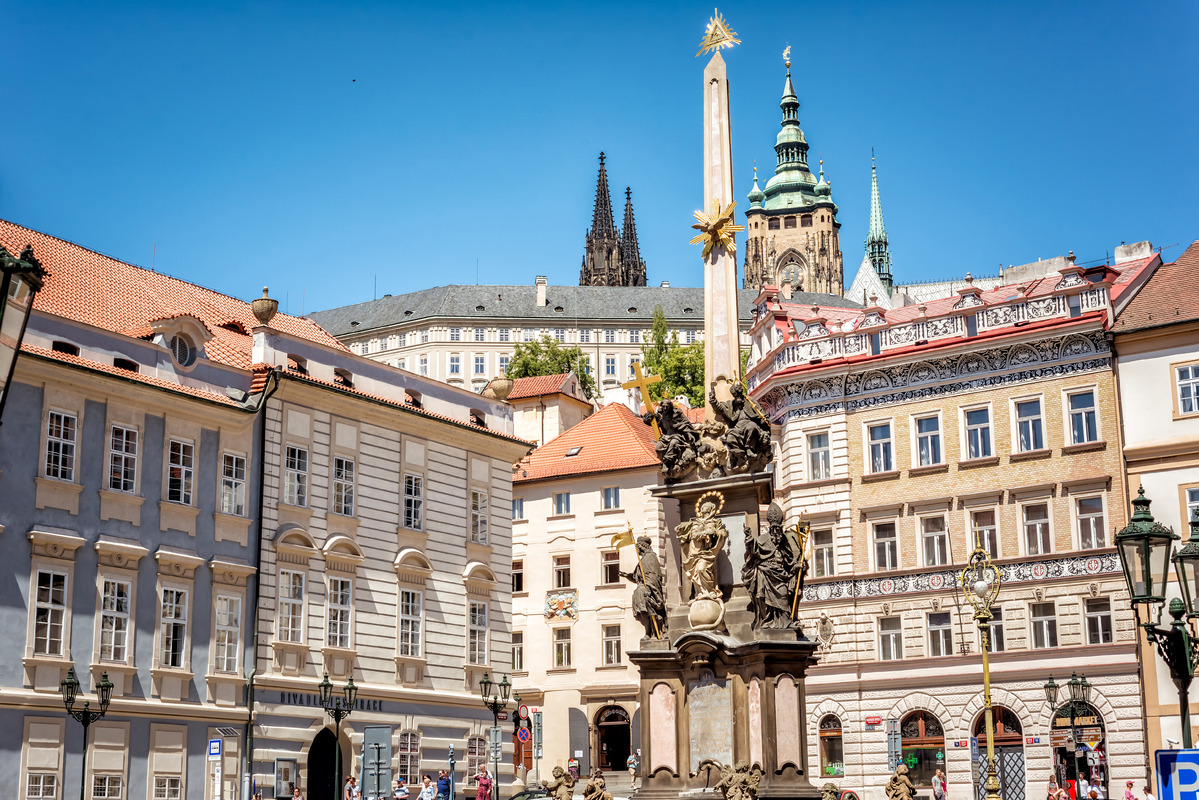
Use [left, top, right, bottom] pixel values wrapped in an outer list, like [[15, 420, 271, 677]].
[[506, 373, 573, 400], [0, 218, 346, 370], [1112, 242, 1199, 333], [513, 402, 659, 483]]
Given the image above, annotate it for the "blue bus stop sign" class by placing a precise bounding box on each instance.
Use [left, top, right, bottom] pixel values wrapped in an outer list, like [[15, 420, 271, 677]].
[[1156, 750, 1199, 800]]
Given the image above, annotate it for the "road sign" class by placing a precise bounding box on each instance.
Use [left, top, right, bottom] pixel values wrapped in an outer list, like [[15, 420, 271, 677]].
[[489, 726, 503, 762], [865, 716, 882, 726], [1157, 750, 1199, 800], [497, 711, 509, 721], [533, 711, 543, 748], [519, 704, 530, 720], [208, 739, 222, 761], [517, 728, 531, 743]]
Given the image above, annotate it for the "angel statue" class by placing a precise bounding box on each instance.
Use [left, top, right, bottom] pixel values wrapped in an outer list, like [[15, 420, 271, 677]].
[[542, 766, 575, 800], [675, 494, 729, 600], [884, 764, 915, 800], [582, 772, 612, 800], [715, 762, 761, 800]]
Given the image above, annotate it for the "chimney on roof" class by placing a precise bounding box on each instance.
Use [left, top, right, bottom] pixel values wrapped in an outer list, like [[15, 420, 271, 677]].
[[1114, 241, 1153, 263], [660, 281, 670, 288], [780, 280, 793, 300], [536, 276, 548, 307]]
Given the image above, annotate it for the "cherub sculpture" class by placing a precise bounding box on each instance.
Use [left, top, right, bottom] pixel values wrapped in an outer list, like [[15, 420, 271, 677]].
[[715, 761, 761, 800], [884, 765, 915, 800], [542, 766, 575, 800], [582, 772, 612, 800]]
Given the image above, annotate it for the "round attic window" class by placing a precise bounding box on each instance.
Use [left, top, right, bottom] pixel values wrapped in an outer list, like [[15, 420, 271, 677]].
[[170, 334, 196, 367], [628, 307, 637, 313], [684, 307, 695, 314]]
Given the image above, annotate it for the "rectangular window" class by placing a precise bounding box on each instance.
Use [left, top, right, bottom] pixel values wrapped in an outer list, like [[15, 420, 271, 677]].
[[807, 432, 831, 480], [284, 446, 308, 507], [398, 358, 407, 371], [768, 217, 780, 230], [604, 329, 615, 343], [874, 522, 898, 571], [45, 411, 77, 481], [784, 216, 797, 229], [511, 497, 525, 520], [1077, 497, 1105, 549], [971, 509, 999, 558], [278, 570, 305, 643], [1069, 390, 1098, 444], [474, 327, 485, 342], [221, 453, 247, 516], [927, 612, 953, 657], [34, 570, 67, 656], [511, 560, 524, 593], [512, 631, 523, 671], [554, 492, 571, 515], [580, 329, 591, 344], [603, 624, 622, 665], [965, 407, 992, 459], [605, 356, 616, 376], [868, 423, 893, 473], [153, 776, 182, 800], [601, 551, 621, 585], [418, 356, 428, 376], [685, 329, 697, 344], [523, 328, 534, 342], [982, 607, 1005, 652], [326, 578, 352, 648], [166, 440, 194, 504], [499, 328, 510, 343], [398, 589, 422, 657], [214, 595, 241, 673], [1031, 601, 1058, 649], [108, 424, 138, 492], [554, 556, 571, 589], [1179, 365, 1199, 414], [99, 579, 131, 662], [915, 416, 941, 466], [499, 355, 510, 375], [26, 774, 58, 800], [332, 457, 355, 517], [159, 588, 188, 669], [1085, 598, 1113, 645], [450, 327, 461, 342], [1024, 503, 1051, 555], [629, 329, 640, 344], [403, 474, 423, 530], [1015, 398, 1045, 452], [468, 601, 488, 665], [922, 517, 949, 567], [449, 355, 461, 375], [553, 627, 572, 668], [420, 330, 429, 344], [813, 530, 834, 578], [92, 775, 124, 799], [602, 486, 621, 509], [1187, 488, 1199, 526], [474, 355, 485, 375], [397, 733, 421, 785], [554, 329, 565, 343], [879, 617, 903, 661], [470, 490, 489, 543]]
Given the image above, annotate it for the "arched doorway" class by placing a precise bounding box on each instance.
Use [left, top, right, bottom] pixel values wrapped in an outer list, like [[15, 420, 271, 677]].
[[972, 707, 1025, 800], [595, 706, 631, 771], [818, 715, 844, 778], [900, 711, 946, 789], [1050, 702, 1107, 800], [307, 727, 350, 800]]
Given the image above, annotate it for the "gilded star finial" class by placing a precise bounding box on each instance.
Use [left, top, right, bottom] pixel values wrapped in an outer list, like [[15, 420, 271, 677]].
[[697, 9, 740, 57], [690, 198, 746, 259]]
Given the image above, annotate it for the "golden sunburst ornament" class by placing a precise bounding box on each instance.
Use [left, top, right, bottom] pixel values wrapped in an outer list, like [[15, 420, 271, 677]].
[[690, 198, 745, 259], [697, 9, 740, 57]]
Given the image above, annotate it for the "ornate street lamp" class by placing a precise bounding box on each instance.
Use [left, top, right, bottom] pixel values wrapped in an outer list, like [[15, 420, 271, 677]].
[[1044, 673, 1092, 789], [0, 244, 46, 426], [478, 673, 515, 800], [60, 667, 114, 800], [319, 672, 358, 800], [961, 531, 1003, 800]]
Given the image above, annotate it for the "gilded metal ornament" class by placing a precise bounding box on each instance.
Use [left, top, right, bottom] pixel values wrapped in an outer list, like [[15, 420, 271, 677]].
[[691, 198, 746, 259], [697, 9, 740, 57]]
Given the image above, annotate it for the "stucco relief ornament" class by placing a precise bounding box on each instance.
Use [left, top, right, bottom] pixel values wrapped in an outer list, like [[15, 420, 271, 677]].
[[676, 492, 729, 630], [544, 590, 578, 621], [715, 761, 761, 800]]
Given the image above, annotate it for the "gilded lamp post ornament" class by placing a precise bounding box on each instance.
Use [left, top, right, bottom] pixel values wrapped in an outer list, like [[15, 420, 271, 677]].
[[960, 529, 1003, 800], [691, 198, 745, 259], [696, 9, 740, 57]]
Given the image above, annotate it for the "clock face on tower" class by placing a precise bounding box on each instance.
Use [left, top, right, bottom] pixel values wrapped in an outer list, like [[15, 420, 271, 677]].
[[779, 263, 801, 287]]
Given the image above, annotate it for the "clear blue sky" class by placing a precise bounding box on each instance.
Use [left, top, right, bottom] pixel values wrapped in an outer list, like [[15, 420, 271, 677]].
[[3, 1, 1195, 314]]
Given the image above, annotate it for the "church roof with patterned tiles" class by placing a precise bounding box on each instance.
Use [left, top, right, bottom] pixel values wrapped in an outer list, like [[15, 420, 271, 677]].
[[513, 402, 659, 483], [0, 218, 346, 370], [1111, 241, 1199, 334]]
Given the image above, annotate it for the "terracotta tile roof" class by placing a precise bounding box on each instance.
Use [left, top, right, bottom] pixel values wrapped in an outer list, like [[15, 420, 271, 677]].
[[513, 402, 659, 483], [506, 373, 573, 400], [0, 218, 346, 370], [1112, 242, 1199, 333]]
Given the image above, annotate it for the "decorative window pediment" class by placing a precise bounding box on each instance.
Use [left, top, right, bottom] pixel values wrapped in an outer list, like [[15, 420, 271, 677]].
[[209, 557, 256, 587], [28, 527, 86, 560], [322, 535, 364, 574], [94, 537, 149, 570], [155, 548, 204, 579]]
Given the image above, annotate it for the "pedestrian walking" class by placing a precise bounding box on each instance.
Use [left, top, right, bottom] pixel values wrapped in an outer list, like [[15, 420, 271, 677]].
[[437, 770, 451, 800], [933, 769, 947, 800], [394, 779, 410, 800], [476, 767, 494, 800], [419, 775, 437, 800], [1143, 784, 1156, 800], [627, 750, 640, 790]]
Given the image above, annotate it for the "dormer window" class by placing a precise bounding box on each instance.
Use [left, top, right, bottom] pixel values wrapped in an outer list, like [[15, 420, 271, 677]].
[[113, 358, 139, 373], [51, 341, 79, 356], [170, 334, 195, 367], [333, 368, 353, 388], [287, 355, 308, 374]]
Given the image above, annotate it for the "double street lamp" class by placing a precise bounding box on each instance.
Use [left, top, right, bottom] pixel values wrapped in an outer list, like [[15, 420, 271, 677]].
[[478, 673, 517, 800], [960, 531, 1003, 800], [319, 672, 358, 800], [60, 667, 114, 800], [1043, 673, 1093, 791]]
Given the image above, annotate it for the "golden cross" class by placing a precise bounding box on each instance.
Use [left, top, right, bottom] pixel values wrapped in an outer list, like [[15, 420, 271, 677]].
[[622, 361, 663, 439]]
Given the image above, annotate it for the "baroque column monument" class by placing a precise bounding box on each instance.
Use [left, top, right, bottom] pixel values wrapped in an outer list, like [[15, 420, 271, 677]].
[[625, 13, 823, 800]]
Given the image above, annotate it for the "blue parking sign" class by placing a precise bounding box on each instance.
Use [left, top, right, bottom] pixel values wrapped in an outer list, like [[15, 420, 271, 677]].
[[1156, 750, 1199, 800]]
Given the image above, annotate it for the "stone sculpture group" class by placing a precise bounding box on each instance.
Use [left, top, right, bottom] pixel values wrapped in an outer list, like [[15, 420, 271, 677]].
[[642, 382, 772, 483]]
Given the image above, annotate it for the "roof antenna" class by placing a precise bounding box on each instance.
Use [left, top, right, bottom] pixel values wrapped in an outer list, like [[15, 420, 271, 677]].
[[152, 242, 156, 272]]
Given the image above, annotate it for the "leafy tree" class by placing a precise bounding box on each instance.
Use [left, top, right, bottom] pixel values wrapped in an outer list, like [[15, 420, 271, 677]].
[[640, 305, 706, 408], [506, 336, 597, 398]]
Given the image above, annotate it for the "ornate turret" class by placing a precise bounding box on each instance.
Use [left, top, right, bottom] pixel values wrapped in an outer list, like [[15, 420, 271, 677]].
[[748, 165, 765, 208], [865, 154, 893, 291], [620, 187, 647, 286], [580, 153, 645, 286]]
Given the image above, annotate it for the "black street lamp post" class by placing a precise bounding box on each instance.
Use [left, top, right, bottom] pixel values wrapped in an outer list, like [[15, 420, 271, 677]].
[[0, 244, 46, 427], [478, 673, 516, 800], [1115, 489, 1199, 748], [319, 672, 358, 800], [60, 667, 114, 800], [1044, 673, 1093, 790]]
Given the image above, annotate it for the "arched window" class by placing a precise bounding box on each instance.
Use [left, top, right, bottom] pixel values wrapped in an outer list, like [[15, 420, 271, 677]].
[[973, 706, 1023, 745], [900, 710, 945, 787], [397, 731, 421, 784], [467, 735, 488, 781], [818, 714, 844, 777]]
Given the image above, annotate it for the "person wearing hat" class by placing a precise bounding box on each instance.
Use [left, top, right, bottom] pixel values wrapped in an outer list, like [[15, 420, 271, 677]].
[[394, 779, 410, 800]]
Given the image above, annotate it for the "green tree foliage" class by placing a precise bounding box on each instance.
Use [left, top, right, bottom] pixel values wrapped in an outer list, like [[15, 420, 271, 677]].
[[505, 336, 597, 398], [640, 305, 706, 408]]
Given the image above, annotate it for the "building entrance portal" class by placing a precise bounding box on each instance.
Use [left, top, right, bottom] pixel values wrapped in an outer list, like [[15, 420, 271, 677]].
[[595, 706, 631, 771], [973, 707, 1026, 800], [307, 727, 348, 800]]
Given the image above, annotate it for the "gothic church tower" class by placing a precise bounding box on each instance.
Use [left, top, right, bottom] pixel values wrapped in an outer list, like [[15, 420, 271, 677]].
[[580, 153, 647, 286]]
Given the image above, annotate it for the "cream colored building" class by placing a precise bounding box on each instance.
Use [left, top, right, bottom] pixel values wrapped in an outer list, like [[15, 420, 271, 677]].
[[502, 373, 593, 447]]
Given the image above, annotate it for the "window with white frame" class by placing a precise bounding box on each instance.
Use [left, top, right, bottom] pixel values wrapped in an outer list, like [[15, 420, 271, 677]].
[[34, 570, 67, 656], [1187, 488, 1199, 525], [982, 607, 1005, 652], [284, 446, 308, 507], [1068, 390, 1098, 444], [499, 355, 510, 374], [964, 407, 992, 459], [326, 578, 352, 648], [813, 530, 834, 578], [493, 327, 507, 344], [420, 330, 429, 344], [403, 474, 423, 530], [971, 509, 999, 558], [108, 425, 138, 492], [523, 328, 534, 342], [166, 440, 193, 504], [601, 551, 621, 585], [1023, 503, 1051, 555], [330, 457, 355, 516], [99, 579, 131, 662], [92, 775, 124, 799], [397, 732, 421, 785], [159, 588, 188, 668], [45, 411, 77, 481], [807, 432, 831, 480], [26, 773, 58, 800], [1178, 364, 1199, 415], [867, 422, 893, 473], [604, 329, 615, 343], [398, 589, 422, 657], [221, 454, 246, 516], [398, 358, 407, 371], [1077, 497, 1105, 549], [553, 491, 571, 515], [915, 416, 942, 466], [1015, 398, 1045, 452], [466, 736, 486, 779], [602, 486, 620, 509], [1085, 597, 1113, 645], [512, 560, 523, 593], [553, 556, 571, 589], [603, 624, 622, 665], [554, 329, 565, 343], [153, 776, 181, 800], [553, 627, 572, 667], [685, 329, 697, 344], [580, 329, 591, 343], [921, 517, 949, 567], [605, 356, 616, 376], [449, 354, 461, 375], [629, 329, 640, 344], [278, 570, 305, 643], [474, 327, 485, 342], [418, 355, 428, 376], [878, 616, 903, 660], [450, 327, 461, 342], [468, 601, 488, 664], [1030, 601, 1057, 648], [874, 522, 898, 571], [927, 612, 953, 657], [474, 355, 485, 375], [214, 595, 241, 673], [511, 497, 525, 520], [512, 631, 524, 671], [470, 490, 489, 543]]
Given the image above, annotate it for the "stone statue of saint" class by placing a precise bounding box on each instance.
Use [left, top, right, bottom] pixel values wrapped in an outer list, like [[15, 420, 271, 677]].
[[716, 762, 760, 800], [643, 398, 699, 481], [620, 535, 666, 639], [742, 503, 802, 630], [820, 783, 841, 800], [675, 497, 728, 600], [542, 767, 575, 800], [884, 765, 915, 800], [582, 772, 612, 800], [708, 382, 771, 474]]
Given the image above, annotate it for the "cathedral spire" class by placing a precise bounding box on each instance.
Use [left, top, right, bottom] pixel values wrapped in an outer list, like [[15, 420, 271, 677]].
[[865, 153, 893, 290], [590, 151, 617, 238], [773, 52, 812, 181], [620, 187, 647, 286], [581, 152, 639, 286]]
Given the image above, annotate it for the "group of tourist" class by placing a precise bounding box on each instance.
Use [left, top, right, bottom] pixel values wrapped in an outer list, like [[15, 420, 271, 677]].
[[1047, 778, 1156, 800]]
